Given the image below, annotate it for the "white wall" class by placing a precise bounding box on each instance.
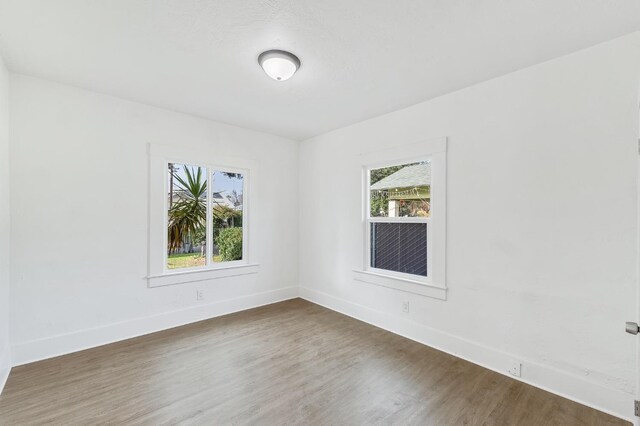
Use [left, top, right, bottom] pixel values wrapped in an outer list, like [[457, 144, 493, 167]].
[[299, 33, 640, 420], [0, 54, 11, 393], [9, 75, 299, 364], [5, 30, 640, 421]]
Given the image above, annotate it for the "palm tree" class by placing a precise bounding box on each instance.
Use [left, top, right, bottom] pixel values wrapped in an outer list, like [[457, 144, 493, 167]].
[[168, 166, 206, 253]]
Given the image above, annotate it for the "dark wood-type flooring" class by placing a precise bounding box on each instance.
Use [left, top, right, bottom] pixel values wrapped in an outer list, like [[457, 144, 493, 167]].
[[0, 298, 628, 425]]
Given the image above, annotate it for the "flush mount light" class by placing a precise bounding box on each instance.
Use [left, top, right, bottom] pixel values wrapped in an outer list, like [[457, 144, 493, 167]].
[[258, 50, 301, 81]]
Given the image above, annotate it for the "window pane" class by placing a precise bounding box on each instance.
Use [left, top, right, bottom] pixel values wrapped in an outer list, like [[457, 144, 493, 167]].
[[369, 161, 431, 218], [370, 223, 427, 276], [167, 163, 207, 269], [212, 170, 244, 263]]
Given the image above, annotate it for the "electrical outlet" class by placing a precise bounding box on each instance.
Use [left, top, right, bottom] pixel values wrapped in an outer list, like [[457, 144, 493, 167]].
[[196, 289, 204, 301], [402, 301, 410, 313], [507, 360, 522, 377]]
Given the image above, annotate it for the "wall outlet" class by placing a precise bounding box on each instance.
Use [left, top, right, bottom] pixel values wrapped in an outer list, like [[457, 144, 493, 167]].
[[507, 360, 522, 377], [402, 301, 410, 313], [196, 289, 204, 301]]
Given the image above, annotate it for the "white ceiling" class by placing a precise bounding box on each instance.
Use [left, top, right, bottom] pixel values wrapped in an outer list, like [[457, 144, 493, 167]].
[[0, 1, 639, 140]]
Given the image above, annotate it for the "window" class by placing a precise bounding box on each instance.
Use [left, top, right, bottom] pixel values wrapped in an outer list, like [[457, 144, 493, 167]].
[[147, 144, 257, 287], [355, 137, 447, 300], [166, 162, 246, 271], [366, 161, 431, 280]]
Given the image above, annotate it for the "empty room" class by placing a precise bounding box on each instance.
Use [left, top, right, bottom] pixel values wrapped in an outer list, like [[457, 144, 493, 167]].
[[0, 1, 640, 425]]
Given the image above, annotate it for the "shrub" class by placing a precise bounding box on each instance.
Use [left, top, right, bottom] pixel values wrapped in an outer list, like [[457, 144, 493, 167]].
[[215, 227, 243, 261]]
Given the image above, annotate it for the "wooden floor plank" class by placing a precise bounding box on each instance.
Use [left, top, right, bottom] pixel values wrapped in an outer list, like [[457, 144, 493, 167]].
[[0, 298, 628, 425]]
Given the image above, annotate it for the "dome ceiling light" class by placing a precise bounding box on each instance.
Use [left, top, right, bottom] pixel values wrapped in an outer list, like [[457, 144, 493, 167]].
[[258, 50, 301, 81]]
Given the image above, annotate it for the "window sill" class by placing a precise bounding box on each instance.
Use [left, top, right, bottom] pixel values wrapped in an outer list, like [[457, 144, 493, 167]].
[[148, 264, 259, 288], [352, 269, 447, 300]]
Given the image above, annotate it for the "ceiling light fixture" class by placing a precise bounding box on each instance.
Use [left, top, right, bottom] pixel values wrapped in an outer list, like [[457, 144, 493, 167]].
[[258, 50, 300, 81]]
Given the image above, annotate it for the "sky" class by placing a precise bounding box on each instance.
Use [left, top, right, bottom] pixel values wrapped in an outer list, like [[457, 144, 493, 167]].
[[212, 170, 243, 197]]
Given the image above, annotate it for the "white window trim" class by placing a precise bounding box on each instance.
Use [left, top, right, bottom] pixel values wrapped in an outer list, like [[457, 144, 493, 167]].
[[147, 143, 258, 287], [354, 137, 447, 301], [148, 264, 260, 288]]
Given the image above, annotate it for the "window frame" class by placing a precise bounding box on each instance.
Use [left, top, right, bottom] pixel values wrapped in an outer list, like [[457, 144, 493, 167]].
[[147, 144, 258, 288], [354, 137, 447, 300], [162, 160, 249, 275], [364, 157, 433, 284]]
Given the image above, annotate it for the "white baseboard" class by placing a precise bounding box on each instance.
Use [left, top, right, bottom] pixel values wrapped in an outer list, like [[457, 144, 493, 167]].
[[0, 346, 11, 396], [12, 286, 299, 367], [0, 367, 9, 397], [299, 286, 633, 422]]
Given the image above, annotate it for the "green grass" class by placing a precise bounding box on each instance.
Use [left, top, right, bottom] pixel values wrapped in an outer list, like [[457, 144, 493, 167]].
[[167, 252, 205, 269], [167, 252, 223, 269]]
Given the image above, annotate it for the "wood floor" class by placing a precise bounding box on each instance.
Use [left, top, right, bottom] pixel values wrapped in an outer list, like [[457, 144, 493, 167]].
[[0, 299, 628, 425]]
